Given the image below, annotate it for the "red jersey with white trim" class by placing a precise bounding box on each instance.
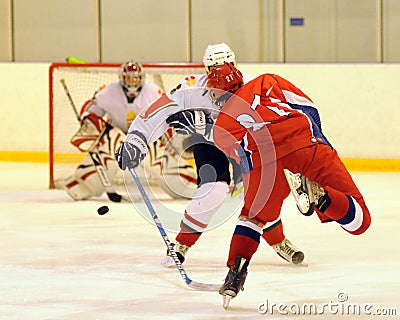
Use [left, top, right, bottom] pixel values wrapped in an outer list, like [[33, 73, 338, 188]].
[[213, 73, 325, 166]]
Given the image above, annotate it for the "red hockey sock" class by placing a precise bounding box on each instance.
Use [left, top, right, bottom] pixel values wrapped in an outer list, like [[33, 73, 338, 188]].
[[346, 212, 371, 235], [262, 219, 284, 246], [321, 187, 351, 221], [227, 224, 261, 266], [321, 187, 371, 235], [175, 223, 201, 247]]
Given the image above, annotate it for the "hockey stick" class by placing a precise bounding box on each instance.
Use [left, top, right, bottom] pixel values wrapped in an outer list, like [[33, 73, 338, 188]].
[[60, 78, 82, 124], [60, 78, 123, 202], [87, 128, 123, 202], [128, 166, 221, 292]]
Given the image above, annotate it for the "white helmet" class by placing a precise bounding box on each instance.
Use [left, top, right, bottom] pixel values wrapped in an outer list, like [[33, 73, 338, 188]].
[[119, 60, 145, 97], [203, 43, 236, 73]]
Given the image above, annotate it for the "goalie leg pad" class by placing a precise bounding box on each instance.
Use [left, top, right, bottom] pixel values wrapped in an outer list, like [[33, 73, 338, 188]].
[[145, 131, 197, 199], [56, 174, 94, 201], [74, 154, 107, 197], [58, 153, 119, 200]]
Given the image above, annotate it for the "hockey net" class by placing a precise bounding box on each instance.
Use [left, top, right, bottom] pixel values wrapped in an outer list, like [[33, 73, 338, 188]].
[[49, 62, 205, 190]]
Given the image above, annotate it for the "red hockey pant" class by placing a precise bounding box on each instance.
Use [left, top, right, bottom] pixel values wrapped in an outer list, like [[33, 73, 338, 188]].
[[240, 143, 371, 235]]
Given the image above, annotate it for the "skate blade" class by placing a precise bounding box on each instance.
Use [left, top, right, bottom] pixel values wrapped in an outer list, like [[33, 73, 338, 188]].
[[222, 295, 232, 309], [221, 289, 237, 309]]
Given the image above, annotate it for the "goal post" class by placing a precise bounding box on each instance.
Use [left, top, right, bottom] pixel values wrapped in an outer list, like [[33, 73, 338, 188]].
[[49, 62, 205, 189]]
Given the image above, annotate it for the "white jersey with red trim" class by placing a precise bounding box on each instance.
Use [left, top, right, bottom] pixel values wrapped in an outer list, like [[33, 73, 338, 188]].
[[85, 81, 162, 134], [128, 73, 253, 144]]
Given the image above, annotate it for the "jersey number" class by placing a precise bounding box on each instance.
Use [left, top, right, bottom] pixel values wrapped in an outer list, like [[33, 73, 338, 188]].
[[250, 94, 290, 116]]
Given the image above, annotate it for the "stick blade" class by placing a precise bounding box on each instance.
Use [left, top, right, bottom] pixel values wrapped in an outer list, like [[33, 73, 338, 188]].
[[187, 280, 221, 292]]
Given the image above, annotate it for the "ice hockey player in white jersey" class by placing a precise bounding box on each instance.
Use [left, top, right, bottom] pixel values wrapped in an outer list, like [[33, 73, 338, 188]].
[[115, 44, 305, 266], [56, 61, 163, 201]]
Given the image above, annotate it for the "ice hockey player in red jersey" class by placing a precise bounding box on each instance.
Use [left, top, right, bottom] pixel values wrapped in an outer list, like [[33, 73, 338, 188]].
[[207, 63, 371, 308], [115, 43, 305, 268]]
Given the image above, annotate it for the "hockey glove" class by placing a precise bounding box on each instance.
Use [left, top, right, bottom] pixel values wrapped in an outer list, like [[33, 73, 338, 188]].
[[115, 131, 148, 170], [166, 110, 214, 136]]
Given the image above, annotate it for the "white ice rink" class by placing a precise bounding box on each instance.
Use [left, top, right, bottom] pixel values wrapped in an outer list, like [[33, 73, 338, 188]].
[[1, 162, 399, 319]]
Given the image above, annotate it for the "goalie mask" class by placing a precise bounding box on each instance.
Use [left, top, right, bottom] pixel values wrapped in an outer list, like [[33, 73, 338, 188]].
[[119, 61, 145, 98], [206, 63, 243, 109], [203, 43, 237, 73]]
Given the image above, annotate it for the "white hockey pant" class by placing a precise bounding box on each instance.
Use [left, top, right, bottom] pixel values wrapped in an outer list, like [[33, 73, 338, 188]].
[[182, 181, 229, 233]]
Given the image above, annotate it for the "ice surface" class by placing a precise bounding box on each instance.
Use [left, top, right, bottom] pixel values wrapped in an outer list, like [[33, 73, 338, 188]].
[[0, 162, 399, 319]]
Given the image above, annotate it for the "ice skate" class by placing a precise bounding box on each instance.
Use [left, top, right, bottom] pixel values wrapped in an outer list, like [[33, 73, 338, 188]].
[[219, 257, 250, 309], [272, 238, 304, 265], [284, 169, 326, 216], [160, 242, 189, 268]]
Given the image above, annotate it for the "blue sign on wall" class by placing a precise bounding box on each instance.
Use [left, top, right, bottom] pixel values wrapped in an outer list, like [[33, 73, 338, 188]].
[[290, 18, 304, 26]]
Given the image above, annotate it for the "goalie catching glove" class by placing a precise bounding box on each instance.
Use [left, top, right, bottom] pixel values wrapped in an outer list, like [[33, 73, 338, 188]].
[[115, 131, 148, 170], [166, 110, 213, 136]]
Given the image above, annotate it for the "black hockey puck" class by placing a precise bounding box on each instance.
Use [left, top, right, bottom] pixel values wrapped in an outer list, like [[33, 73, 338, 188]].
[[97, 206, 109, 215]]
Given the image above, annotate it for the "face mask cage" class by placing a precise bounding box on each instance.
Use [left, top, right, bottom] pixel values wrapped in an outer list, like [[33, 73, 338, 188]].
[[119, 62, 145, 97], [122, 73, 143, 94]]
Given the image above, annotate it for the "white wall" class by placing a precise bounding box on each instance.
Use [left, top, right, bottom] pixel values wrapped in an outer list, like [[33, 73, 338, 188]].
[[1, 63, 49, 152], [1, 62, 400, 159], [3, 0, 400, 63]]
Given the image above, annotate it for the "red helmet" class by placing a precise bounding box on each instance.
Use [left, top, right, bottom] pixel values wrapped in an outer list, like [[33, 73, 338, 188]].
[[206, 63, 243, 108]]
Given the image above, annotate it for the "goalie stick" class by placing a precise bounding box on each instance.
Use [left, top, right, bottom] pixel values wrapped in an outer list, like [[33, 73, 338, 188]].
[[128, 166, 221, 292], [60, 78, 123, 202]]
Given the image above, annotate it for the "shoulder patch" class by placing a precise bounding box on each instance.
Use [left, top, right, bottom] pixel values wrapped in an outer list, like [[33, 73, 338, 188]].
[[185, 76, 197, 86]]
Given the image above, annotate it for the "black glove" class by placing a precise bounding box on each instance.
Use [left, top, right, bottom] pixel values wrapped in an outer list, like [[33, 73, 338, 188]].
[[115, 131, 148, 170], [166, 110, 214, 136]]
